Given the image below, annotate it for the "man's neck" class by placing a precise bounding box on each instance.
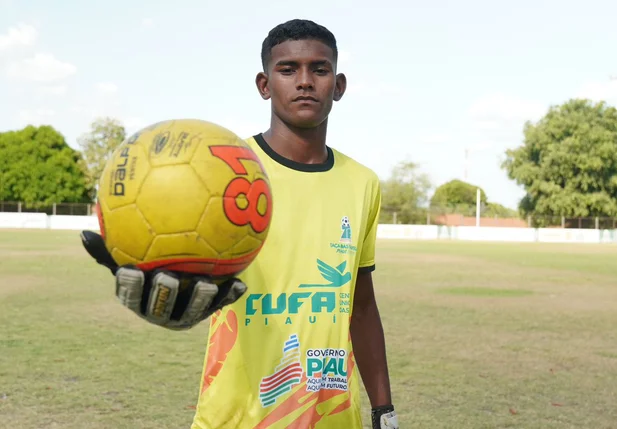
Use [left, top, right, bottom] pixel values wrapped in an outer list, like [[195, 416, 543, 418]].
[[261, 116, 329, 165]]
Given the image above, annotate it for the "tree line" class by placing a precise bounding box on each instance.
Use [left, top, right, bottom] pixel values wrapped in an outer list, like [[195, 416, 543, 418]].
[[0, 118, 126, 208], [379, 98, 617, 224], [1, 98, 617, 224]]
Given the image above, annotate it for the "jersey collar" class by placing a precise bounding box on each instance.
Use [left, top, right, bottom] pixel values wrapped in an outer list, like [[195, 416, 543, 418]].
[[253, 134, 334, 173]]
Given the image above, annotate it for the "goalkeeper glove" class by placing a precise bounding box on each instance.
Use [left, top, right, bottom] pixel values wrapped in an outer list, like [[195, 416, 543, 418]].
[[79, 230, 247, 330], [372, 405, 399, 429]]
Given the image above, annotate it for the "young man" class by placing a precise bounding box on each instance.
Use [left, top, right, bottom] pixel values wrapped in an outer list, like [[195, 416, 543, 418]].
[[81, 19, 398, 429]]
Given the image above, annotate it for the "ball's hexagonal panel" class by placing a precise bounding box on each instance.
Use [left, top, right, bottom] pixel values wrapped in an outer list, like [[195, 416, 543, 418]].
[[190, 138, 267, 197], [190, 147, 236, 197], [136, 165, 210, 234], [146, 126, 202, 167], [196, 196, 247, 254], [222, 235, 264, 259], [98, 142, 150, 210], [111, 248, 140, 266], [101, 204, 154, 264], [144, 232, 218, 264]]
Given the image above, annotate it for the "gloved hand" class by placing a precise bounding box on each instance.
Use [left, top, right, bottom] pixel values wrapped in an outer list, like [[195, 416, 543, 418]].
[[372, 405, 399, 429], [80, 230, 247, 330]]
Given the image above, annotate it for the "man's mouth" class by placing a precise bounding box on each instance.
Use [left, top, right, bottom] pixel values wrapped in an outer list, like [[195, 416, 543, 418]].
[[293, 96, 318, 102]]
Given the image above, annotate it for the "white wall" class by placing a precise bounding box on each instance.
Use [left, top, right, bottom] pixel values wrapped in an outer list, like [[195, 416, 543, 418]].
[[1, 213, 616, 244], [0, 213, 100, 231]]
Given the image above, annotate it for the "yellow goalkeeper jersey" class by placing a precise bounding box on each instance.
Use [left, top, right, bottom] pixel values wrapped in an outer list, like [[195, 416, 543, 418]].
[[191, 134, 381, 429]]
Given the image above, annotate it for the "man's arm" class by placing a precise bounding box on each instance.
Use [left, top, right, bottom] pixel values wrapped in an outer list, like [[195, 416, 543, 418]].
[[350, 270, 392, 408]]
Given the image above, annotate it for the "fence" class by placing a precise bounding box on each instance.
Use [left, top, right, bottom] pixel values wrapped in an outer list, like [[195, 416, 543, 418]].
[[3, 201, 617, 230], [376, 224, 617, 244], [379, 206, 617, 229], [2, 212, 616, 244], [0, 201, 95, 216]]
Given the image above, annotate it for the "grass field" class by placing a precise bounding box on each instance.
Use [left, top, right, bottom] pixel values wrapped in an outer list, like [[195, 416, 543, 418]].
[[2, 229, 617, 429]]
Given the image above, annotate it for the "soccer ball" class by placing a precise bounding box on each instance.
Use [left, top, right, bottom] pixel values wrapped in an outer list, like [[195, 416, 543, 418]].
[[341, 216, 350, 227], [96, 119, 273, 278]]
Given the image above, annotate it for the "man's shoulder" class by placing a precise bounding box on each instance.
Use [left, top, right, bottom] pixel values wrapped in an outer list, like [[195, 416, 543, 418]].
[[330, 147, 380, 185]]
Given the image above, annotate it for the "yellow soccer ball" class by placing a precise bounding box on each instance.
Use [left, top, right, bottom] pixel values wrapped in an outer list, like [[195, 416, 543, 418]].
[[96, 119, 273, 278]]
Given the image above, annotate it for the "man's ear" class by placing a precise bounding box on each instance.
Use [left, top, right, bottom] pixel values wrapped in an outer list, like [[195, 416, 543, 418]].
[[333, 73, 347, 102], [255, 72, 270, 100]]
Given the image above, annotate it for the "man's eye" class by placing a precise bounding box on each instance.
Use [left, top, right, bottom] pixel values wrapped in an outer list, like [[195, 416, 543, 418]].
[[280, 68, 293, 74], [315, 69, 328, 74]]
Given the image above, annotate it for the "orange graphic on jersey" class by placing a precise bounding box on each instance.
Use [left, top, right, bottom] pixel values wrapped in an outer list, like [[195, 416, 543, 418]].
[[254, 350, 357, 429], [325, 351, 356, 416], [201, 310, 238, 393]]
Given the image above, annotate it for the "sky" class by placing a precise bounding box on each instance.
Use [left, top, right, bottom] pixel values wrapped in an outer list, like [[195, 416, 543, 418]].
[[1, 0, 617, 209]]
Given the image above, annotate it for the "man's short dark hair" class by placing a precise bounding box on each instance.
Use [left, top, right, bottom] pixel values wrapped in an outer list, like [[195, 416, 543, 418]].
[[261, 19, 338, 71]]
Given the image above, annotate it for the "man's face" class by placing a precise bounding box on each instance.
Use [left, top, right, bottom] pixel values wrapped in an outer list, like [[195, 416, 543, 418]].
[[257, 39, 346, 128]]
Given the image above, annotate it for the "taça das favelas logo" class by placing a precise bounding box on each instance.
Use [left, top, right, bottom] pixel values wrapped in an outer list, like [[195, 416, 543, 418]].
[[340, 216, 352, 243], [259, 334, 303, 407], [305, 348, 349, 393], [331, 216, 357, 255], [244, 259, 352, 327]]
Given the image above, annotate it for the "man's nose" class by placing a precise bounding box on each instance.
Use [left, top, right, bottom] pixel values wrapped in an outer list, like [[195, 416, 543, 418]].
[[296, 68, 314, 90]]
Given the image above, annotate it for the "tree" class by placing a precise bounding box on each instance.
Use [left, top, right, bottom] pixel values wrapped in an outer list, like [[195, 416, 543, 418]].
[[78, 117, 126, 188], [0, 125, 93, 206], [484, 202, 518, 218], [502, 99, 617, 222], [380, 161, 432, 224], [430, 179, 487, 216]]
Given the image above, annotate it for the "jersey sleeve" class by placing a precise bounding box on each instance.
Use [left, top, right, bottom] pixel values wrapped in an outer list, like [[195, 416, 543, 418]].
[[358, 177, 381, 274]]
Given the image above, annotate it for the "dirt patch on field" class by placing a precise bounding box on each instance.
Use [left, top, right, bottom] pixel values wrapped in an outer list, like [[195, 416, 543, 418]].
[[528, 243, 617, 255], [438, 286, 534, 297], [0, 275, 43, 297], [0, 247, 85, 258], [378, 251, 480, 266], [429, 285, 617, 314]]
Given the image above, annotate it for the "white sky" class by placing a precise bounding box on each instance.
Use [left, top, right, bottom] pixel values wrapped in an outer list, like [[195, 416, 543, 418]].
[[1, 0, 616, 208]]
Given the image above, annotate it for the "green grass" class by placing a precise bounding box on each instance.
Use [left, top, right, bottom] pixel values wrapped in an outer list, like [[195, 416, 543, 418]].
[[1, 230, 617, 428]]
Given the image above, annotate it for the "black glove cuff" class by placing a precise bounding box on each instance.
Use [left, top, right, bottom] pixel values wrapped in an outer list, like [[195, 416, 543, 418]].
[[371, 404, 395, 428], [80, 230, 119, 274]]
